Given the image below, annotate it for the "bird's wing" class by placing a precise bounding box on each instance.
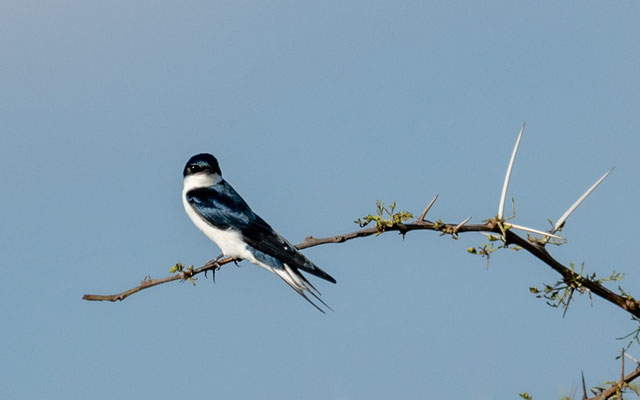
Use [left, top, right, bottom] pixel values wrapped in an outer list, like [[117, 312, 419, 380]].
[[241, 214, 337, 284], [185, 182, 336, 284], [185, 182, 254, 230]]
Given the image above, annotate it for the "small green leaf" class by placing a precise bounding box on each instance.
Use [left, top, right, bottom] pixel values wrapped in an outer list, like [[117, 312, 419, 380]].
[[169, 262, 185, 274]]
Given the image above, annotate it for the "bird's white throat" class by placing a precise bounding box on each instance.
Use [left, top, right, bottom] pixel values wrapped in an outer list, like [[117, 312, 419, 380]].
[[183, 172, 222, 191]]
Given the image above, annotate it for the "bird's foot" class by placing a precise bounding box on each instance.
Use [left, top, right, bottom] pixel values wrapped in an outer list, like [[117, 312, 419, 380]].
[[204, 254, 226, 283]]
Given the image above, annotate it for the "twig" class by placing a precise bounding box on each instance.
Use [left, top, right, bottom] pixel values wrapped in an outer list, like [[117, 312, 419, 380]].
[[84, 218, 640, 322], [503, 230, 640, 318], [82, 258, 231, 302], [83, 221, 486, 302]]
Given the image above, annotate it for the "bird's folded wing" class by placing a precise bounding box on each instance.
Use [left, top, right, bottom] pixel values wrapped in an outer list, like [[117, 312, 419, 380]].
[[186, 183, 336, 284]]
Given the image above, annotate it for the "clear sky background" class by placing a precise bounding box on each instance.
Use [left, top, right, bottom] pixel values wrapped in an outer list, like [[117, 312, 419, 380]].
[[1, 1, 639, 399]]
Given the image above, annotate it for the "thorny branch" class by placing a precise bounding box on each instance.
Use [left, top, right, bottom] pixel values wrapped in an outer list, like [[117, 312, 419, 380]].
[[589, 366, 640, 400], [82, 217, 640, 320], [82, 126, 639, 397], [582, 350, 640, 400], [81, 218, 486, 302], [83, 209, 640, 395]]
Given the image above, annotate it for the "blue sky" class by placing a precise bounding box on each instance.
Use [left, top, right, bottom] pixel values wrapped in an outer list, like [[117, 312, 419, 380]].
[[1, 1, 639, 398]]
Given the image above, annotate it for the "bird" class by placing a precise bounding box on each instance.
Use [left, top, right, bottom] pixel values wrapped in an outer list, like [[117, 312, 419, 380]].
[[182, 153, 336, 312]]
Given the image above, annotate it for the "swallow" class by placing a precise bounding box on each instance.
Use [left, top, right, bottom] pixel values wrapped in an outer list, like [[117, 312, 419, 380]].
[[182, 153, 336, 311]]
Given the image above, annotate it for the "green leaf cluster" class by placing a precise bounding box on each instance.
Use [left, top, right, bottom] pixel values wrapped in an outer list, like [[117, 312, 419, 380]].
[[169, 262, 186, 274], [467, 233, 521, 267], [530, 263, 625, 317], [354, 201, 413, 234], [169, 262, 197, 286]]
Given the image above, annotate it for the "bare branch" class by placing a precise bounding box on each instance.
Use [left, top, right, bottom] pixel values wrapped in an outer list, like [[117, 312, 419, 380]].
[[82, 257, 231, 302], [498, 123, 525, 219]]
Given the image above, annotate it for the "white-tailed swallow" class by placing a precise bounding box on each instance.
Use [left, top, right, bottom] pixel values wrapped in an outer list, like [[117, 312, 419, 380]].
[[182, 153, 336, 311]]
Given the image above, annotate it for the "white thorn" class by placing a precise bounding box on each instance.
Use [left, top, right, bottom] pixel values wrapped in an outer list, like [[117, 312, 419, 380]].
[[418, 194, 439, 221], [551, 168, 614, 233], [455, 217, 472, 231], [624, 352, 639, 365], [506, 223, 562, 239], [498, 123, 525, 219]]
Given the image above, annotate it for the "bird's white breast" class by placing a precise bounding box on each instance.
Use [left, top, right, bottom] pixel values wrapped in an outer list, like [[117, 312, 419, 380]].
[[182, 173, 253, 260]]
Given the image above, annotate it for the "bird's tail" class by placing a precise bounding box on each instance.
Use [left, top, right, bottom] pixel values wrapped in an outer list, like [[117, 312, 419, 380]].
[[273, 264, 332, 313]]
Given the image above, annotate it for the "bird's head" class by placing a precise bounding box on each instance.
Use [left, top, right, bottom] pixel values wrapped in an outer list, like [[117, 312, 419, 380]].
[[183, 153, 222, 188], [183, 153, 221, 177]]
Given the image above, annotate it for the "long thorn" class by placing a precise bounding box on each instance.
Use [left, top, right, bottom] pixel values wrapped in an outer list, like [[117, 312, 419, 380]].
[[418, 194, 439, 221], [581, 371, 587, 400], [552, 168, 614, 233], [498, 124, 525, 219], [506, 223, 562, 239]]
